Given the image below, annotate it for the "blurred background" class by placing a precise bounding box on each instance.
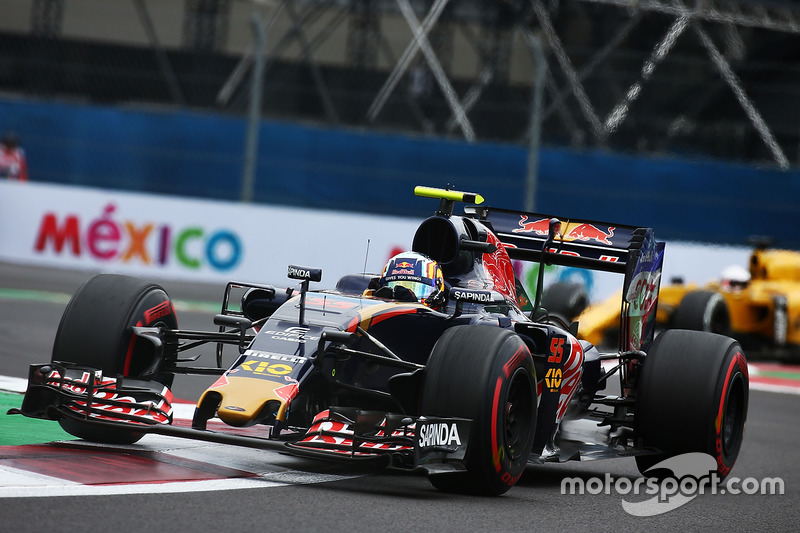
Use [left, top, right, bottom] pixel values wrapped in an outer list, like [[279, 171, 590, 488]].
[[1, 0, 799, 246]]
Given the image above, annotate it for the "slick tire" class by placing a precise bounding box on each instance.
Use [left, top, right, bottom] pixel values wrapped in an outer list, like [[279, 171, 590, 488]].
[[421, 325, 536, 496], [52, 274, 178, 444], [671, 290, 730, 336], [634, 329, 748, 481], [541, 282, 589, 322]]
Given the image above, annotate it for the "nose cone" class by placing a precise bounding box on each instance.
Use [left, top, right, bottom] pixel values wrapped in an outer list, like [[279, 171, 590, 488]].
[[216, 397, 273, 427], [198, 375, 296, 427]]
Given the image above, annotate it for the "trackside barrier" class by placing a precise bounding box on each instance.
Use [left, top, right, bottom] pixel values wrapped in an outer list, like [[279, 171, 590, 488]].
[[0, 181, 748, 304], [0, 180, 416, 286]]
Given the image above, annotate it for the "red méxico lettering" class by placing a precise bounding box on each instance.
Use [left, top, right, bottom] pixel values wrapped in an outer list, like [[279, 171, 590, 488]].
[[34, 213, 81, 255], [87, 204, 121, 260]]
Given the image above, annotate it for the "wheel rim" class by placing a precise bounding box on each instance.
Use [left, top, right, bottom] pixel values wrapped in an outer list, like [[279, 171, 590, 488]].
[[722, 373, 746, 457], [504, 367, 534, 462]]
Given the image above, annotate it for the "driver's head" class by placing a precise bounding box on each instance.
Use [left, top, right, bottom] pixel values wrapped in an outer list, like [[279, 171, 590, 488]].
[[720, 264, 750, 291], [379, 251, 444, 307]]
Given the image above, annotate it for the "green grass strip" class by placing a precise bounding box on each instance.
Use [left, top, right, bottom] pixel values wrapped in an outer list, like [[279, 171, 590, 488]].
[[0, 288, 71, 305], [754, 369, 800, 381], [0, 287, 221, 314], [0, 391, 76, 446]]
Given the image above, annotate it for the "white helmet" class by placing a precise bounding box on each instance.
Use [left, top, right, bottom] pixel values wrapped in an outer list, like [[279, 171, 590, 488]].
[[720, 264, 750, 290]]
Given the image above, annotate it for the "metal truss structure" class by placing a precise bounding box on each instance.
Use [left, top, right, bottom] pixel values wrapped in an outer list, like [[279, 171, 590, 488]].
[[20, 0, 800, 168], [208, 0, 800, 168]]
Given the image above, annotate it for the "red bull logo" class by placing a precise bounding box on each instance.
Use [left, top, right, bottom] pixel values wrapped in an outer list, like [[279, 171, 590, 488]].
[[512, 215, 551, 235], [396, 261, 413, 268], [274, 377, 299, 403], [563, 224, 615, 245]]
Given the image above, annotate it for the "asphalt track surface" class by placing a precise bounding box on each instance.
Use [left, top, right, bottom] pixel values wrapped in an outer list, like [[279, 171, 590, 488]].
[[1, 261, 798, 533]]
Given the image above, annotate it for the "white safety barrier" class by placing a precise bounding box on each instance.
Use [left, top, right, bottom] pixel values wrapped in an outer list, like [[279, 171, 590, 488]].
[[0, 181, 416, 288], [0, 181, 749, 300]]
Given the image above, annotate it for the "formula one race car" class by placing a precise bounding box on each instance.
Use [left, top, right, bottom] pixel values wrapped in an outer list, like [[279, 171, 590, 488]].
[[9, 186, 749, 495], [562, 239, 800, 360]]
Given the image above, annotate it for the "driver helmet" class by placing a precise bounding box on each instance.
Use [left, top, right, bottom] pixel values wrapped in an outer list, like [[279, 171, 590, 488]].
[[379, 251, 445, 307], [720, 264, 750, 290]]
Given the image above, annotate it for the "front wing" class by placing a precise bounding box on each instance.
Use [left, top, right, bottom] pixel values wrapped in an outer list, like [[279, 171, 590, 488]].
[[287, 407, 471, 473], [13, 363, 174, 426], [9, 363, 471, 473]]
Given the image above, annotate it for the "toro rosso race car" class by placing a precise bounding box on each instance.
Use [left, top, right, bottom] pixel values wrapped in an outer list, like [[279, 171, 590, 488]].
[[10, 186, 749, 495]]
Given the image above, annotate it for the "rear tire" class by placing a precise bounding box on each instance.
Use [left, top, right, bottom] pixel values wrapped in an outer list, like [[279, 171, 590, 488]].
[[635, 329, 748, 480], [541, 282, 589, 321], [421, 326, 536, 495], [671, 291, 730, 336], [52, 274, 178, 444]]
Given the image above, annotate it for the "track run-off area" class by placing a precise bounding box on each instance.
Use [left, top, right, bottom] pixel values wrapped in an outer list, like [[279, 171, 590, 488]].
[[0, 262, 798, 533], [2, 364, 798, 498]]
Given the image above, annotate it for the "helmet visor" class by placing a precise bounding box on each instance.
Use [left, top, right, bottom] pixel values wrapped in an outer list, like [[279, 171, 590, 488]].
[[386, 278, 436, 300]]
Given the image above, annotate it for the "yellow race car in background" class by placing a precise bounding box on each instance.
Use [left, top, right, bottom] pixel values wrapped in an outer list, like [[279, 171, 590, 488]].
[[547, 242, 800, 359]]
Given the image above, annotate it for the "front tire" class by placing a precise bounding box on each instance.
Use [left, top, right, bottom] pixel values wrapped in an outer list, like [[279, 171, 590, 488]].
[[635, 329, 748, 480], [52, 274, 178, 444], [420, 326, 537, 495]]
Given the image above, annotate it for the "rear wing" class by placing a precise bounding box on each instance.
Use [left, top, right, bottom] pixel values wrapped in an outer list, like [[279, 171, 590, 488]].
[[466, 206, 665, 351], [466, 206, 643, 273]]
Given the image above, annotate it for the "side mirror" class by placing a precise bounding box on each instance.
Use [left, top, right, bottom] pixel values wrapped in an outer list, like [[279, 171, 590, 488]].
[[241, 287, 282, 322]]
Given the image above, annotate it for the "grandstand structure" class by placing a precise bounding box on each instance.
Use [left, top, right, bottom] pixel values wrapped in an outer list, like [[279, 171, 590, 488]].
[[3, 0, 800, 168]]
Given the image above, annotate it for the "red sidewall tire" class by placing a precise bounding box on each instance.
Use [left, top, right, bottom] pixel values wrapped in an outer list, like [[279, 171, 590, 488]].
[[52, 274, 178, 444], [421, 325, 537, 495], [635, 329, 748, 479]]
